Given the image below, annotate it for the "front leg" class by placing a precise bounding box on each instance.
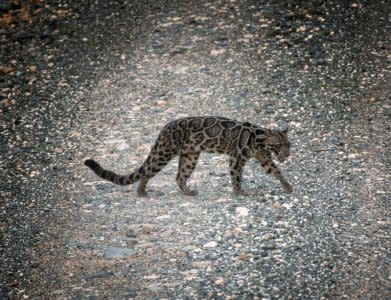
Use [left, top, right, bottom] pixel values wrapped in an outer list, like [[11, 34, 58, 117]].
[[277, 173, 293, 193], [229, 155, 248, 195], [261, 159, 293, 193]]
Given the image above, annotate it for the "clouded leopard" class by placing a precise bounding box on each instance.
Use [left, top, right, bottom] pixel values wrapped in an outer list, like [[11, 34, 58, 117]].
[[85, 116, 293, 197]]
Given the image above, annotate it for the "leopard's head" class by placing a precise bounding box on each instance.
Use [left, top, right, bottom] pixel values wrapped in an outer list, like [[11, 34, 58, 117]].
[[264, 129, 290, 162], [252, 128, 291, 162]]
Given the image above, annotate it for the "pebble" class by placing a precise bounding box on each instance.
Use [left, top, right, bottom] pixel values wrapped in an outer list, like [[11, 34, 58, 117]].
[[272, 201, 281, 208], [103, 247, 135, 259], [262, 233, 274, 241], [192, 261, 211, 269], [211, 48, 226, 56], [155, 99, 168, 106], [203, 241, 218, 248], [233, 227, 245, 237], [142, 224, 156, 234], [281, 202, 293, 209], [235, 207, 249, 218], [126, 229, 137, 238], [95, 183, 114, 192], [223, 230, 234, 240], [156, 215, 171, 220], [161, 229, 173, 237]]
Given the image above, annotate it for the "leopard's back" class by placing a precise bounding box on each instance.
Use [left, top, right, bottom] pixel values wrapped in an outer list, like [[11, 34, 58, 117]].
[[169, 116, 258, 154]]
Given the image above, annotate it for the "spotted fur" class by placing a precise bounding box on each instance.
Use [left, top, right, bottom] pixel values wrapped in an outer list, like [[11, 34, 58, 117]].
[[85, 116, 292, 196]]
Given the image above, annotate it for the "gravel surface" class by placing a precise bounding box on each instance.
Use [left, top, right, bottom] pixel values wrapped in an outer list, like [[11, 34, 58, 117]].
[[1, 0, 390, 299]]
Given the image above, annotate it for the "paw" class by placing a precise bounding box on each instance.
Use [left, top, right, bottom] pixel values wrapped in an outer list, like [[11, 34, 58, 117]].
[[184, 189, 198, 196], [282, 182, 293, 193], [137, 190, 149, 197], [233, 189, 249, 196]]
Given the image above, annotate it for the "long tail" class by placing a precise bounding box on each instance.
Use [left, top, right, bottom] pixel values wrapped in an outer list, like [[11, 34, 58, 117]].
[[84, 159, 142, 185]]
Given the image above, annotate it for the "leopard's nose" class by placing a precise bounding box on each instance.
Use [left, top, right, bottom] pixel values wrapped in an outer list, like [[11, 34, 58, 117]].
[[278, 154, 286, 162]]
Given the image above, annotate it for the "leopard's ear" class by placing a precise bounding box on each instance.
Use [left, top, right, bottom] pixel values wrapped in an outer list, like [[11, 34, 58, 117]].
[[277, 120, 289, 135]]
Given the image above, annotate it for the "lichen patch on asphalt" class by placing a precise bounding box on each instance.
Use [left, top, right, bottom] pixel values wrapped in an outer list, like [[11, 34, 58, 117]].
[[1, 1, 390, 299]]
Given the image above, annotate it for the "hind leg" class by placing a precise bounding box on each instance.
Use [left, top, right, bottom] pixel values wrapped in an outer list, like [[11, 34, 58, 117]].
[[176, 152, 200, 196], [137, 175, 150, 197], [229, 155, 248, 195], [137, 145, 178, 197]]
